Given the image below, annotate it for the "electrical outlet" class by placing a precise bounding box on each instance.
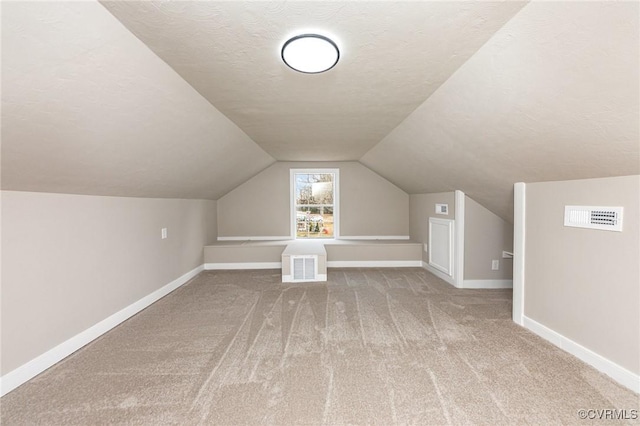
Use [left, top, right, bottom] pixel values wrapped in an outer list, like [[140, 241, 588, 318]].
[[161, 228, 168, 239], [423, 243, 428, 253], [491, 260, 499, 270]]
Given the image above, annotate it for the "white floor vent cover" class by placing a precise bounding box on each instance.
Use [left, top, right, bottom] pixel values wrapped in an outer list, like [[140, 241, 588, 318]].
[[564, 206, 623, 232], [291, 255, 317, 282]]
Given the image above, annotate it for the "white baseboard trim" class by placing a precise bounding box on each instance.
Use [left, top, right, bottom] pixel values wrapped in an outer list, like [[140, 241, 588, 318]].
[[422, 261, 456, 287], [463, 279, 513, 289], [523, 316, 640, 393], [204, 262, 282, 270], [0, 264, 204, 397], [327, 260, 421, 268], [282, 273, 328, 283], [217, 236, 290, 241], [338, 236, 410, 240]]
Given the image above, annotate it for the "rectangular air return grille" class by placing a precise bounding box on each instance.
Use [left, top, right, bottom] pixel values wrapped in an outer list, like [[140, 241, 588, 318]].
[[564, 206, 623, 232], [291, 255, 317, 282]]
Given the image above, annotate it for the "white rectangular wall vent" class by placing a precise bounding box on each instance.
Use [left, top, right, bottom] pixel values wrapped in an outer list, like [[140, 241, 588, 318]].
[[564, 206, 623, 232], [435, 204, 449, 215], [291, 255, 317, 282]]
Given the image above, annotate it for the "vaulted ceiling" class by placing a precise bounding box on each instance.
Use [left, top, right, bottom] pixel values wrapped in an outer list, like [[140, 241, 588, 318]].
[[2, 1, 638, 220], [99, 1, 526, 160]]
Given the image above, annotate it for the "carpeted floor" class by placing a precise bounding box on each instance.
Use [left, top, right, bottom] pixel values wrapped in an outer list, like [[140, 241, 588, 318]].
[[1, 268, 638, 425]]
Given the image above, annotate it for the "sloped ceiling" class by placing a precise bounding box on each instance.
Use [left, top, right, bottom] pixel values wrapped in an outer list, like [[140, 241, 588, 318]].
[[2, 1, 638, 221], [1, 1, 274, 200], [361, 1, 639, 220], [99, 1, 526, 161]]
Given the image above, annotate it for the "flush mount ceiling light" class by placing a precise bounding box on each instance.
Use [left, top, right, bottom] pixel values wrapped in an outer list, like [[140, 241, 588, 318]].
[[281, 34, 340, 74]]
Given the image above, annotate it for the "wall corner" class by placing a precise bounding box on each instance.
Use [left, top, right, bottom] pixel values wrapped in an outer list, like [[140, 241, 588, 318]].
[[454, 190, 465, 288], [513, 182, 526, 325]]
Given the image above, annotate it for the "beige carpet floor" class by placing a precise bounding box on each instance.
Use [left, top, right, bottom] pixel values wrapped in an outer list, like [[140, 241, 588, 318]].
[[1, 268, 638, 425]]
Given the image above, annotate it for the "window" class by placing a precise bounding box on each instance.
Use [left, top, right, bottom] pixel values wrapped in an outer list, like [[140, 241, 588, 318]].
[[291, 169, 338, 239]]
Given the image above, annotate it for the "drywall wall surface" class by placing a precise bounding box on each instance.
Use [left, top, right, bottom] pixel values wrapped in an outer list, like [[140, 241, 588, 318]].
[[409, 192, 455, 263], [205, 245, 286, 264], [217, 162, 409, 238], [325, 243, 421, 262], [1, 191, 217, 375], [464, 196, 513, 280], [524, 175, 639, 374]]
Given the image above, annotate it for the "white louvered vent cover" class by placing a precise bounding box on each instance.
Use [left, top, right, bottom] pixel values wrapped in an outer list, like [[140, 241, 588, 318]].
[[564, 206, 623, 232], [291, 255, 317, 282]]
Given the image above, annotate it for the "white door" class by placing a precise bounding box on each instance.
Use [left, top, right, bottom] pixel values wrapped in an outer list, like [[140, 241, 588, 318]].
[[428, 217, 454, 276]]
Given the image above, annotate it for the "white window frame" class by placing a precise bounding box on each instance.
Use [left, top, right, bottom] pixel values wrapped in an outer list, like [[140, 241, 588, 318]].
[[290, 168, 339, 239]]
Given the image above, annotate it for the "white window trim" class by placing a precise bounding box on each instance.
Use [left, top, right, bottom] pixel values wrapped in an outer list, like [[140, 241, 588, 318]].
[[290, 168, 339, 240]]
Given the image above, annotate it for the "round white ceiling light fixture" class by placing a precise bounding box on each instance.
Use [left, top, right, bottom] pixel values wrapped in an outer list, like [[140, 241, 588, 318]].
[[281, 34, 340, 74]]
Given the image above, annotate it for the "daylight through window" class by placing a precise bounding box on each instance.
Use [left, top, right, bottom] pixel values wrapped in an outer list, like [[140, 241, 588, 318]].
[[292, 170, 338, 239]]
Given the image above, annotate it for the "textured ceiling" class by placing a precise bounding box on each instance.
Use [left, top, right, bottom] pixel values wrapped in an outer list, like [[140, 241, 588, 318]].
[[2, 1, 638, 221], [100, 1, 527, 161], [361, 1, 640, 221], [1, 2, 274, 200]]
